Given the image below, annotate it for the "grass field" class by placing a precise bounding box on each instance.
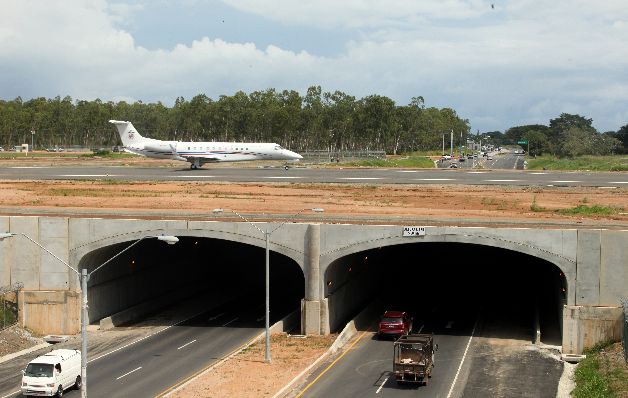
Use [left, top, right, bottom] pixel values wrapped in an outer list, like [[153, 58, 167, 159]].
[[342, 155, 435, 168], [527, 155, 628, 171], [573, 342, 628, 398]]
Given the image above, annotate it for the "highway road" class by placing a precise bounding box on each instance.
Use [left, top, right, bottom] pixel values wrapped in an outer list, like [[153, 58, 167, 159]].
[[1, 165, 627, 188], [293, 309, 563, 398], [294, 312, 478, 398], [0, 296, 268, 398]]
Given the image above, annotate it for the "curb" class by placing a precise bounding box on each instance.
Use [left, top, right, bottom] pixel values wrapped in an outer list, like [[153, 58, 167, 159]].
[[0, 342, 51, 365], [271, 300, 381, 398]]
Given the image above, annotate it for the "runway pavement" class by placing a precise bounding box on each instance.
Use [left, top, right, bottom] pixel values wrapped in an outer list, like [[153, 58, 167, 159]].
[[1, 165, 627, 187]]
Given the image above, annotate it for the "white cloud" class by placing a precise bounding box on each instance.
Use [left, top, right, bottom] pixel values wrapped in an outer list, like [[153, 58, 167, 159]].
[[0, 0, 627, 132]]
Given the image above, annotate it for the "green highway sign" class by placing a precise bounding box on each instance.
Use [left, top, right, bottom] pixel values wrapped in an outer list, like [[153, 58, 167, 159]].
[[517, 140, 528, 145]]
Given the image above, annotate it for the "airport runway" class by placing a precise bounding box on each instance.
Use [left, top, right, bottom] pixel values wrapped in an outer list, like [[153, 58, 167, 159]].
[[1, 166, 627, 187]]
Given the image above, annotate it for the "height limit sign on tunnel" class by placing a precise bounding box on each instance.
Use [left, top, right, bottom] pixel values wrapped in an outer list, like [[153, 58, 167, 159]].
[[402, 226, 426, 237]]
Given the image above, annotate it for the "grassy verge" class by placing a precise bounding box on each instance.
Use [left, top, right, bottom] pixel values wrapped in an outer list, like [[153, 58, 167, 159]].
[[342, 155, 435, 168], [527, 155, 628, 171], [79, 151, 136, 159], [573, 342, 628, 398], [556, 205, 624, 216]]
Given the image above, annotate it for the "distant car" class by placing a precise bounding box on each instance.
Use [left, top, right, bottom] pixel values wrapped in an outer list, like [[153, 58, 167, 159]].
[[467, 154, 473, 159], [449, 163, 458, 168], [487, 156, 493, 161], [378, 311, 413, 339], [441, 154, 451, 161], [458, 157, 465, 162], [0, 146, 4, 151]]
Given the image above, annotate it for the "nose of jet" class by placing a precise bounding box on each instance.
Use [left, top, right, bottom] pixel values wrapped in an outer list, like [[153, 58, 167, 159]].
[[286, 150, 303, 160]]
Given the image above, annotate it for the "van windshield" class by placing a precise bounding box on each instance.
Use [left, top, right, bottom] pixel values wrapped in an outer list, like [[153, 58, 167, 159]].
[[25, 363, 53, 377]]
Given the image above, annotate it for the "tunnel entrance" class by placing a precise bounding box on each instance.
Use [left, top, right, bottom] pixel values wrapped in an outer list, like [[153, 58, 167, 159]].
[[325, 242, 567, 344], [78, 237, 304, 327]]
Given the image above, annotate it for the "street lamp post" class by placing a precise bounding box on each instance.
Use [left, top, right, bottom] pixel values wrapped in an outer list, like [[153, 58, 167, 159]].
[[212, 208, 323, 363], [0, 232, 179, 398]]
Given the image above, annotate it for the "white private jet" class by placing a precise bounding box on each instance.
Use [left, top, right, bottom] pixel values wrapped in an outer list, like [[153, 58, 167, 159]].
[[109, 120, 303, 169]]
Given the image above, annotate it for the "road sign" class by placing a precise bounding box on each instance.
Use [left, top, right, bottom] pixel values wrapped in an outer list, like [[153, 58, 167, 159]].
[[403, 226, 426, 237], [517, 140, 528, 145]]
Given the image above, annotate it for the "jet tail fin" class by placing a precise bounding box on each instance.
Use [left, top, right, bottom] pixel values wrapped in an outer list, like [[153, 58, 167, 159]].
[[109, 120, 144, 147]]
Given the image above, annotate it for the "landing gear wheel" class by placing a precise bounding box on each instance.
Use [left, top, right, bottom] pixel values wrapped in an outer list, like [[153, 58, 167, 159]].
[[56, 385, 63, 397], [284, 165, 289, 170], [74, 375, 82, 390]]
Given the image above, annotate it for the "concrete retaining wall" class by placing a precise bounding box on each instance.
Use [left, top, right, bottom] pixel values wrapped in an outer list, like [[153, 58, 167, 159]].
[[562, 305, 623, 354], [18, 290, 80, 335]]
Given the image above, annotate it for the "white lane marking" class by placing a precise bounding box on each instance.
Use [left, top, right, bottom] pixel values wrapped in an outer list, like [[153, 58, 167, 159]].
[[417, 324, 424, 333], [176, 175, 217, 178], [376, 376, 389, 394], [88, 307, 211, 363], [466, 171, 487, 174], [116, 366, 142, 380], [338, 177, 383, 180], [0, 390, 20, 398], [177, 339, 197, 350], [609, 181, 628, 184], [530, 172, 547, 175], [208, 312, 224, 321], [484, 179, 520, 182], [396, 170, 422, 173], [59, 174, 120, 177], [446, 320, 477, 398], [551, 180, 580, 183], [10, 166, 49, 169], [415, 178, 456, 181], [445, 321, 454, 329], [222, 317, 238, 327], [263, 176, 304, 179], [598, 186, 617, 189]]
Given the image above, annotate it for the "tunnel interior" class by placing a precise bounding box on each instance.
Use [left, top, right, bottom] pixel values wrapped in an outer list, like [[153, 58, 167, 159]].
[[325, 242, 567, 344], [78, 236, 304, 326]]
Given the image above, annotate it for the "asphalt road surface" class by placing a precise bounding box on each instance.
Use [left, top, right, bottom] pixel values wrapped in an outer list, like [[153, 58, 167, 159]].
[[295, 313, 478, 398], [1, 297, 266, 398], [1, 165, 627, 188], [293, 311, 563, 398]]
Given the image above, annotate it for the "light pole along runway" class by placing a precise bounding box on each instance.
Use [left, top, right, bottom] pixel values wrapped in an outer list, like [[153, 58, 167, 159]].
[[1, 166, 627, 187]]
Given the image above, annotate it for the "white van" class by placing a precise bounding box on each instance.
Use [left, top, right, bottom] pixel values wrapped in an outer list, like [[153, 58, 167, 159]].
[[21, 349, 81, 397]]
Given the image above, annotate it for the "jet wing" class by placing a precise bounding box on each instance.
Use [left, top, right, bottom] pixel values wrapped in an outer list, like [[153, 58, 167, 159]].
[[168, 144, 220, 164]]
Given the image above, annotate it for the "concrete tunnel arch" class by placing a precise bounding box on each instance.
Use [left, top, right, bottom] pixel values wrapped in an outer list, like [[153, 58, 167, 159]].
[[70, 229, 305, 324], [320, 236, 571, 337]]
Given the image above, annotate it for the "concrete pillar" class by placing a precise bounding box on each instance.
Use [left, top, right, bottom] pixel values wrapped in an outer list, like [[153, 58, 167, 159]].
[[562, 305, 623, 354], [302, 224, 321, 335]]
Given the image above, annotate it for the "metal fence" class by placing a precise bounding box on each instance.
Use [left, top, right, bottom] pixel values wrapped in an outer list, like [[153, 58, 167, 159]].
[[300, 150, 386, 163], [622, 298, 628, 364], [0, 282, 22, 331]]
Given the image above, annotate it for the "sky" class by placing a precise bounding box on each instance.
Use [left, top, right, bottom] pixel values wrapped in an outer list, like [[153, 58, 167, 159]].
[[1, 0, 627, 133]]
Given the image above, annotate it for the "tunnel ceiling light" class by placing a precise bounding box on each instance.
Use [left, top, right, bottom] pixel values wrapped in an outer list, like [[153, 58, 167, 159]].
[[0, 232, 16, 240], [311, 208, 324, 213], [212, 208, 224, 213]]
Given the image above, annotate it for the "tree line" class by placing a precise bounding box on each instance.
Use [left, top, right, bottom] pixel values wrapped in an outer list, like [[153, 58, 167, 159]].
[[0, 86, 469, 155], [0, 87, 625, 156], [481, 114, 627, 156]]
